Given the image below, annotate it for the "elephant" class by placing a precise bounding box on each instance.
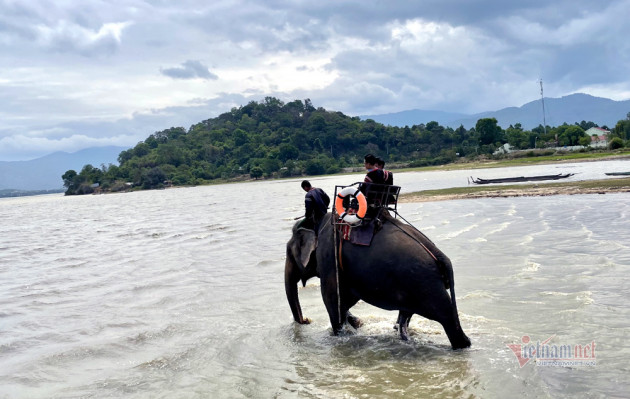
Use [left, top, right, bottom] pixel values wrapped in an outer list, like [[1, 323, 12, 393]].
[[285, 211, 471, 350]]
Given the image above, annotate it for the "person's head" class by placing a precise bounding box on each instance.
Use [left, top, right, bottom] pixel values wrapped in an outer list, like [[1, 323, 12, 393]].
[[364, 154, 377, 170], [301, 180, 312, 192], [375, 157, 385, 169]]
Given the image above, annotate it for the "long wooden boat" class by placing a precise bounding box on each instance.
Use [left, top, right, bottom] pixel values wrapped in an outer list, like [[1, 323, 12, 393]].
[[605, 172, 630, 176], [470, 173, 574, 184]]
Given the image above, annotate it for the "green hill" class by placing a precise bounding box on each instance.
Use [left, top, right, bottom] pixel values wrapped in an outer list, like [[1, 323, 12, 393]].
[[61, 97, 630, 195]]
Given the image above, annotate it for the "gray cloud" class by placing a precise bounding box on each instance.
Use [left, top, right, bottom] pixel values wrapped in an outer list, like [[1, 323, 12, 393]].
[[160, 60, 218, 80], [36, 21, 131, 56], [0, 93, 252, 161], [1, 0, 629, 160], [0, 1, 133, 56]]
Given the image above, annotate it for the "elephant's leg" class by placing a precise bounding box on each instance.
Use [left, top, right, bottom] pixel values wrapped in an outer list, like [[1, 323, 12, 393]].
[[340, 294, 360, 332], [417, 294, 471, 349], [394, 311, 405, 328], [340, 281, 361, 330], [438, 312, 471, 350], [321, 274, 344, 334], [346, 310, 362, 329], [396, 311, 413, 341], [321, 274, 360, 334]]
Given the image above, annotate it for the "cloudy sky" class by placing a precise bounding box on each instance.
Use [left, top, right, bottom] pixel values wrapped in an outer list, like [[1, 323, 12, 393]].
[[1, 0, 629, 161]]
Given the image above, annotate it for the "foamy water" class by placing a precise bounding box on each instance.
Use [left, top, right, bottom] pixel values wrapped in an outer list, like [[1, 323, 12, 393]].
[[1, 165, 629, 398]]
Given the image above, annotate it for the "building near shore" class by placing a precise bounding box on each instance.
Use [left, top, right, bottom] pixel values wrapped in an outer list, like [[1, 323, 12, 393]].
[[586, 127, 610, 148]]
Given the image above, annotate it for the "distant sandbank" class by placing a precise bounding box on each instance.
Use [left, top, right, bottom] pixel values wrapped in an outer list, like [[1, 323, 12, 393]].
[[399, 177, 630, 203]]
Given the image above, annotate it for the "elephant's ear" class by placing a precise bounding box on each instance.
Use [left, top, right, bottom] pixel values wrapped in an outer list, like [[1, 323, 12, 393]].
[[293, 228, 317, 269]]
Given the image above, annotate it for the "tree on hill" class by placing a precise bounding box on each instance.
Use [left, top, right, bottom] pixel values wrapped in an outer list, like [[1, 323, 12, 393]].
[[553, 124, 587, 146], [476, 118, 505, 152], [612, 116, 630, 141], [249, 166, 263, 179]]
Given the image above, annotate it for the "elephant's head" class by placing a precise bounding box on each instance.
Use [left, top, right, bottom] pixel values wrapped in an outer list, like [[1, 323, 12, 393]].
[[285, 223, 318, 324]]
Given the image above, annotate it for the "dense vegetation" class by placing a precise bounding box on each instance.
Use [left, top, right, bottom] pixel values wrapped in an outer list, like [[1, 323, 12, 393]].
[[62, 97, 630, 195]]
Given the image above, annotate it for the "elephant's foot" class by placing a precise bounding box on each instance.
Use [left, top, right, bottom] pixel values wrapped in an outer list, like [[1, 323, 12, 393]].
[[443, 323, 471, 349], [346, 313, 363, 329], [296, 317, 311, 325], [399, 323, 410, 341], [392, 322, 410, 340], [449, 332, 471, 350], [396, 311, 413, 341]]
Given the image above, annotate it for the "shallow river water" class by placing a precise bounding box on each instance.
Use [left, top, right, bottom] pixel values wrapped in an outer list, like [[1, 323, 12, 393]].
[[1, 161, 629, 398]]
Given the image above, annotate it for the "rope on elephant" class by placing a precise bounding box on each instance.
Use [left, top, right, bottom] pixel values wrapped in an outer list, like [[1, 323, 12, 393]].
[[332, 213, 342, 325], [337, 236, 344, 271], [388, 209, 438, 262]]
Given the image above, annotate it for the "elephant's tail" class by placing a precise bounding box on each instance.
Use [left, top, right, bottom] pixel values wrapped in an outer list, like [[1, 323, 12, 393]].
[[443, 257, 465, 337], [446, 258, 458, 309]]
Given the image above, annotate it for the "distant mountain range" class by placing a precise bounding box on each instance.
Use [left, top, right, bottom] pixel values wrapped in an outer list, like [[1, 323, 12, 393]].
[[363, 93, 630, 130], [0, 146, 128, 191]]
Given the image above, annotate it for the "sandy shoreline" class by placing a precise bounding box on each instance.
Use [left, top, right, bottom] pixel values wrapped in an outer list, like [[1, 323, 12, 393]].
[[399, 184, 630, 203]]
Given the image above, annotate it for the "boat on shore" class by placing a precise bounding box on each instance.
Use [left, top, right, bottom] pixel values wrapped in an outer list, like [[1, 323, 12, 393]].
[[605, 172, 630, 176], [470, 173, 574, 184]]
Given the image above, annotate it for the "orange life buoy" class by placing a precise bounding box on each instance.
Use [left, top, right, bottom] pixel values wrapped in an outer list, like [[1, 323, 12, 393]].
[[335, 186, 367, 225]]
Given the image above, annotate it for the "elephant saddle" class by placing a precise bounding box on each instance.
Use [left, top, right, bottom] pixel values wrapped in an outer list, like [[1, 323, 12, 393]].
[[340, 219, 376, 246]]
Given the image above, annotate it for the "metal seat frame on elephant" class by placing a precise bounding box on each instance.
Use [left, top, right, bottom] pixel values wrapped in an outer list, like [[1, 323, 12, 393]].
[[333, 182, 401, 226]]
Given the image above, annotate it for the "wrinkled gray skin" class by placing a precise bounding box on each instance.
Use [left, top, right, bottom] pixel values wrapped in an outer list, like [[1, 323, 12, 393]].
[[285, 212, 471, 350]]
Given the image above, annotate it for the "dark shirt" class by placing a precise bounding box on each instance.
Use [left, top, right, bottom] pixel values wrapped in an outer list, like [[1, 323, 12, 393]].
[[305, 187, 330, 222], [363, 168, 395, 208], [383, 170, 394, 185], [364, 168, 386, 184]]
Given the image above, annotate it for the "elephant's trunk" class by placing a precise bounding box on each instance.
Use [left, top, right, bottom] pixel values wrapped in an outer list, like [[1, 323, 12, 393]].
[[285, 253, 309, 324]]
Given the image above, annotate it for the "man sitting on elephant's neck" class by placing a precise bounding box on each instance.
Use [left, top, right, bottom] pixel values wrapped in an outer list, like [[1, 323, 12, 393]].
[[301, 180, 330, 232]]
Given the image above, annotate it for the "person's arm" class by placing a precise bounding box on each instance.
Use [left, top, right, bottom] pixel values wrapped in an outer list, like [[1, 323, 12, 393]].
[[321, 190, 330, 209], [304, 194, 314, 218]]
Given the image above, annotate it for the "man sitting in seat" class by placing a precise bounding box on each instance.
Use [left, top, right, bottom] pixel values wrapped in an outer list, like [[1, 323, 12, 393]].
[[364, 154, 386, 185], [361, 154, 391, 211], [376, 157, 394, 186], [376, 157, 396, 206]]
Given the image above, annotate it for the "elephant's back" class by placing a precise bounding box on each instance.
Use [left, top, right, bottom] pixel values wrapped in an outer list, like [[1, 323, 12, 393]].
[[340, 226, 445, 310], [341, 218, 442, 278]]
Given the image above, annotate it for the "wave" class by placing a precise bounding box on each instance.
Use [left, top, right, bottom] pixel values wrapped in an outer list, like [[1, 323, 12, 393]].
[[461, 290, 497, 300], [439, 224, 478, 240], [522, 261, 540, 272], [539, 290, 594, 305]]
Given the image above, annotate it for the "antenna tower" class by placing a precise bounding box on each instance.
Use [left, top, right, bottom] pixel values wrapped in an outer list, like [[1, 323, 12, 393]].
[[539, 78, 547, 136]]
